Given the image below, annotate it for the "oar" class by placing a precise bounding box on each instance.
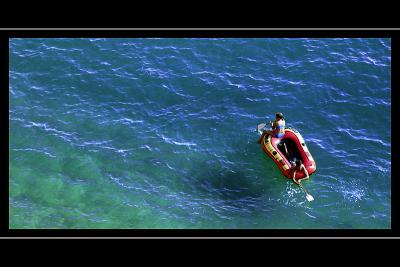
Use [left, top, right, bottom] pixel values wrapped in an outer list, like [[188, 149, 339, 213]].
[[298, 180, 314, 202], [257, 121, 273, 134], [257, 122, 267, 134]]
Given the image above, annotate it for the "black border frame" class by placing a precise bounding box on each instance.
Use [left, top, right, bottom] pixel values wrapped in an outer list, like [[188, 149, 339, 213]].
[[3, 29, 398, 238]]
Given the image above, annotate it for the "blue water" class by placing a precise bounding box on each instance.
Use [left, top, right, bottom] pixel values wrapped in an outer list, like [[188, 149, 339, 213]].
[[9, 38, 391, 229]]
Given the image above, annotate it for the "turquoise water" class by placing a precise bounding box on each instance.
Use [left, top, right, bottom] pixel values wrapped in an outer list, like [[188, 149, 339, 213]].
[[9, 38, 391, 229]]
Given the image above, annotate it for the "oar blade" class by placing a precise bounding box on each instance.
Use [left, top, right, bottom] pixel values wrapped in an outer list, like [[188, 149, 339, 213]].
[[257, 123, 266, 134], [306, 194, 314, 202]]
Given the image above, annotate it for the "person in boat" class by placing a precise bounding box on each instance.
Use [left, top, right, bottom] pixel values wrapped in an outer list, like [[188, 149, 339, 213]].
[[257, 112, 286, 143], [291, 159, 309, 185]]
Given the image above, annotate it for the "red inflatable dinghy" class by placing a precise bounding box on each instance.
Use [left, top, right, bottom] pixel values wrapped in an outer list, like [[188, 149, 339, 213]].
[[260, 127, 316, 183]]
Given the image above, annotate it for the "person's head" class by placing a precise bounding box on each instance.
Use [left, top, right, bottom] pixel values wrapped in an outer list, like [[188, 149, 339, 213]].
[[276, 112, 284, 120], [295, 159, 301, 167]]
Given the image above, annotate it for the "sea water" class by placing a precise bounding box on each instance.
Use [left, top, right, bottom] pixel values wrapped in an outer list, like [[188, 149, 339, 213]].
[[9, 38, 391, 229]]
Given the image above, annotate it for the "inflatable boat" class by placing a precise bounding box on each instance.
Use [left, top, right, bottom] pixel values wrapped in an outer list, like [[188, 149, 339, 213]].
[[260, 127, 316, 183]]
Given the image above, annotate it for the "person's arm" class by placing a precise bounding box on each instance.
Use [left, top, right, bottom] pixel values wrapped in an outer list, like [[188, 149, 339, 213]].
[[268, 121, 274, 129], [302, 165, 309, 178], [292, 170, 300, 185]]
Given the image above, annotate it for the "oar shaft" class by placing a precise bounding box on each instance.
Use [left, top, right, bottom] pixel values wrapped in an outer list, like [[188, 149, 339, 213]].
[[299, 181, 314, 201], [299, 182, 308, 194]]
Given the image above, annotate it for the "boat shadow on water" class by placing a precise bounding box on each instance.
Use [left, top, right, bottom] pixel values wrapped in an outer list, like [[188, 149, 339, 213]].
[[187, 161, 273, 203]]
